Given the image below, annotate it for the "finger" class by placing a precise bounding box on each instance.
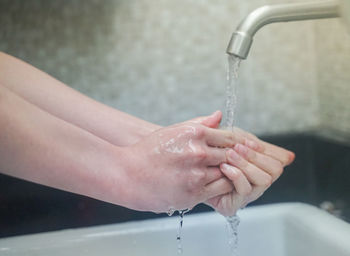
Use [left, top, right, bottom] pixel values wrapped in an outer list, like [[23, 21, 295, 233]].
[[200, 111, 222, 128], [189, 110, 222, 128], [203, 177, 233, 201], [233, 128, 295, 165], [226, 149, 272, 188], [232, 127, 265, 152], [234, 144, 284, 182], [246, 187, 266, 205], [243, 137, 265, 153], [205, 195, 222, 209], [260, 141, 295, 166], [233, 127, 258, 141], [205, 167, 224, 184], [205, 193, 246, 216], [220, 163, 252, 196], [204, 128, 244, 148], [204, 147, 227, 166]]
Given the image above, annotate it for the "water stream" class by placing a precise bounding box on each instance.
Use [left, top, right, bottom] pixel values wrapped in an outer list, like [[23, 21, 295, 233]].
[[225, 55, 241, 132], [168, 55, 242, 255], [226, 215, 241, 255], [225, 54, 242, 256], [176, 209, 190, 254], [167, 208, 190, 254]]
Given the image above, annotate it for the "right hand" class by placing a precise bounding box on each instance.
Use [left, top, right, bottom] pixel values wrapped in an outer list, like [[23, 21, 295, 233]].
[[192, 113, 295, 216], [206, 129, 295, 216], [121, 112, 244, 213]]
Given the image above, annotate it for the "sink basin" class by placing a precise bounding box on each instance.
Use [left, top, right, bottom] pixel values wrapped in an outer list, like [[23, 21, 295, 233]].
[[0, 203, 350, 255]]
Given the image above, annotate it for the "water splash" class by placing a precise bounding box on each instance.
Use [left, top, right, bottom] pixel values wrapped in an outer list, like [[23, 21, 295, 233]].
[[226, 215, 241, 255], [167, 207, 176, 217]]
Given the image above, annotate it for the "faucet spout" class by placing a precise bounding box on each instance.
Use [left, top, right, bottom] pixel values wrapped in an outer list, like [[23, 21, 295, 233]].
[[227, 0, 340, 59]]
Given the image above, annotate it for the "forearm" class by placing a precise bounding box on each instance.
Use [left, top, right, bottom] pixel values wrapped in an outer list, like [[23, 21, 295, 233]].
[[0, 84, 132, 207], [0, 52, 160, 146]]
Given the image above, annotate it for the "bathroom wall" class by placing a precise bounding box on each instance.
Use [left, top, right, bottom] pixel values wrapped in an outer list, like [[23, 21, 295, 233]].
[[314, 19, 350, 142], [0, 0, 348, 139]]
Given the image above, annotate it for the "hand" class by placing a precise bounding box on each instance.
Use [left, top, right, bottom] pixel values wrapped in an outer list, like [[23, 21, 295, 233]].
[[207, 141, 294, 216], [195, 115, 295, 216], [121, 112, 245, 213]]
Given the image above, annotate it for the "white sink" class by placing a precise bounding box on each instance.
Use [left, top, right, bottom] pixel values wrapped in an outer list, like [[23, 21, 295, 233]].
[[1, 203, 350, 256]]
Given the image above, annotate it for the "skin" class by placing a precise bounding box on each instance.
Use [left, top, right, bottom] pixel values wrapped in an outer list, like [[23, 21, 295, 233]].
[[194, 114, 294, 216], [0, 52, 158, 147], [0, 52, 294, 216]]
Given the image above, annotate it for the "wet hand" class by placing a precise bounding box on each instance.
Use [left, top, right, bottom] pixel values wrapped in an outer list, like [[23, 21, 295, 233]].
[[197, 114, 295, 216], [206, 141, 294, 216], [122, 112, 245, 213]]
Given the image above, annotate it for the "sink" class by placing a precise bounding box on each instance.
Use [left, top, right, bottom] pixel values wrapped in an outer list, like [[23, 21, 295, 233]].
[[0, 203, 350, 256]]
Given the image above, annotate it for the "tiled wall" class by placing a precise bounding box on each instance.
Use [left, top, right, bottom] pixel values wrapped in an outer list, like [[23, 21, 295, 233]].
[[314, 19, 350, 142], [0, 0, 349, 140]]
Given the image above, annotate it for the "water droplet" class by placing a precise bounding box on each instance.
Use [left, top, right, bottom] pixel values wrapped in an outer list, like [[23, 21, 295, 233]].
[[167, 207, 175, 216]]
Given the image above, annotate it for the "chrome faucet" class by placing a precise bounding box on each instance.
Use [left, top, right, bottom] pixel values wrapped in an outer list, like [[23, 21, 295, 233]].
[[227, 0, 340, 59]]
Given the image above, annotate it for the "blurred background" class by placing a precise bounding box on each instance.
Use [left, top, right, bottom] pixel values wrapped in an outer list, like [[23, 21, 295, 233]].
[[0, 0, 349, 238]]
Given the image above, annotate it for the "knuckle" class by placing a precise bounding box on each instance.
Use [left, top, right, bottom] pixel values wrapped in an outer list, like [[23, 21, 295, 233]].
[[195, 126, 206, 138], [245, 148, 256, 161], [243, 185, 253, 196], [243, 129, 258, 140], [195, 147, 207, 161], [274, 163, 284, 177], [226, 133, 236, 146], [259, 175, 273, 188]]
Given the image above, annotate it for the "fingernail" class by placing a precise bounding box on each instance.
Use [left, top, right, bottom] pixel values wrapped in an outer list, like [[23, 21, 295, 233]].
[[228, 149, 241, 162], [221, 163, 229, 170], [288, 151, 296, 163], [221, 163, 238, 175]]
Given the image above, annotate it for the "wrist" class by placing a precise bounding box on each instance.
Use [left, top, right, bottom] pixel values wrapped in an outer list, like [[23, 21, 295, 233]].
[[97, 144, 147, 210], [133, 123, 161, 141]]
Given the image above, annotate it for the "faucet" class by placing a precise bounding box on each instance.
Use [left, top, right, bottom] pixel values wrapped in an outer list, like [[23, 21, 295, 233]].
[[227, 0, 340, 59]]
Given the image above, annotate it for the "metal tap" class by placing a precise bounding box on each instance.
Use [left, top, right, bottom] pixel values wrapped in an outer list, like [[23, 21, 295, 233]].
[[227, 0, 340, 59]]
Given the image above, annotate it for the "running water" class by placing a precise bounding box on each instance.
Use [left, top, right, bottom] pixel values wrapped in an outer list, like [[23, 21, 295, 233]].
[[167, 208, 190, 254], [226, 215, 241, 255], [225, 55, 241, 131], [225, 54, 242, 256], [176, 209, 190, 254], [167, 55, 242, 255]]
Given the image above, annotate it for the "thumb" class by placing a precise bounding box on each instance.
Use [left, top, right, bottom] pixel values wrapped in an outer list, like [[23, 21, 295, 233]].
[[190, 111, 222, 128]]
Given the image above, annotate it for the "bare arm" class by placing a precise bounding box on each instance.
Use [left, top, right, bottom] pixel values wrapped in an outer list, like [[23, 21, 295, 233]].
[[0, 84, 131, 207], [0, 84, 240, 212], [0, 52, 160, 146]]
